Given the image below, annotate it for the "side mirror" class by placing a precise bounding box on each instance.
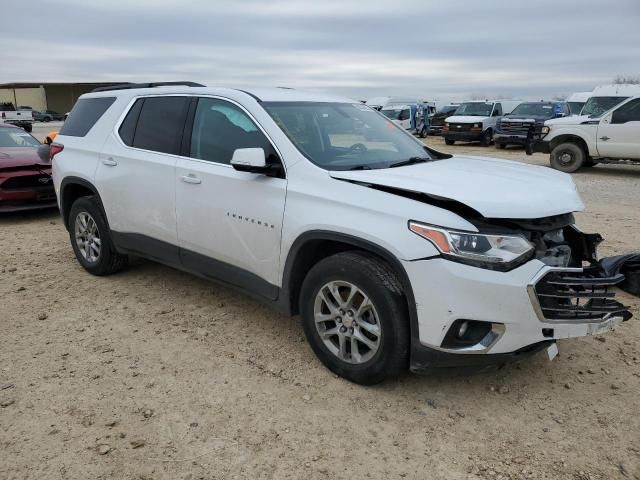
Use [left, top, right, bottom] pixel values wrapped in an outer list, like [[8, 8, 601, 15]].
[[231, 148, 267, 173], [37, 144, 51, 163]]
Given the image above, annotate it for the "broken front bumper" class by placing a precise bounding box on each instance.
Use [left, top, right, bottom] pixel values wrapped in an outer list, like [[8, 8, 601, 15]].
[[526, 139, 551, 155], [404, 257, 632, 371]]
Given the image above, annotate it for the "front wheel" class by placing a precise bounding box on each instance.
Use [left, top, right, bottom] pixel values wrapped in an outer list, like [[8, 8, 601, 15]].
[[419, 127, 428, 138], [299, 252, 409, 385], [480, 129, 493, 147], [550, 142, 585, 173], [497, 143, 506, 149], [69, 196, 128, 276], [444, 138, 455, 145]]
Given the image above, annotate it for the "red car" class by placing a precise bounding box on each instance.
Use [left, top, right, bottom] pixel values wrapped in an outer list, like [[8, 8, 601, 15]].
[[0, 123, 57, 212]]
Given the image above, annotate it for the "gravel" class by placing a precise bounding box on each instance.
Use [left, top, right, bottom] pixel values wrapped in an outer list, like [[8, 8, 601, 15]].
[[1, 137, 639, 479]]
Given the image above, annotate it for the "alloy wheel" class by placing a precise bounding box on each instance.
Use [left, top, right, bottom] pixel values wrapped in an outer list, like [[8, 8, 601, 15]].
[[75, 212, 101, 263], [313, 280, 381, 364]]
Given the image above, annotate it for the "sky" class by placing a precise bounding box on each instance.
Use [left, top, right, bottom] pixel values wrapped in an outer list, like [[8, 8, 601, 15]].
[[2, 0, 639, 102]]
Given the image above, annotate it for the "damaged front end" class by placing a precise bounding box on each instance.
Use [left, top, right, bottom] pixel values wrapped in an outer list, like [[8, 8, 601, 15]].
[[474, 213, 633, 325]]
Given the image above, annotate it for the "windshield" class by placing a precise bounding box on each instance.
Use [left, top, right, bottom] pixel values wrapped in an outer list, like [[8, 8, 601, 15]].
[[509, 103, 556, 117], [381, 109, 402, 120], [567, 102, 585, 115], [263, 102, 431, 170], [0, 128, 40, 148], [439, 105, 458, 115], [453, 102, 493, 116], [581, 96, 629, 118]]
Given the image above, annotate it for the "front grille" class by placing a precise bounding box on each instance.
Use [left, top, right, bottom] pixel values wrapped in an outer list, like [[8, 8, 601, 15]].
[[531, 268, 631, 322], [498, 121, 535, 135], [447, 123, 472, 132], [1, 174, 53, 190]]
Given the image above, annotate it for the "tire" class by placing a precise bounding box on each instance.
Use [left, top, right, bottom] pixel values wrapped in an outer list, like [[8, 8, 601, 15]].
[[419, 127, 428, 139], [299, 251, 410, 385], [22, 123, 33, 133], [444, 138, 455, 145], [44, 116, 51, 122], [497, 143, 506, 149], [480, 129, 493, 147], [550, 142, 585, 173], [68, 196, 128, 276]]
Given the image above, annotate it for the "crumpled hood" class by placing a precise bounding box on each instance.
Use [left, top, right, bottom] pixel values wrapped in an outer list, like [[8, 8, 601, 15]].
[[329, 156, 584, 219], [0, 147, 48, 169], [445, 115, 489, 123]]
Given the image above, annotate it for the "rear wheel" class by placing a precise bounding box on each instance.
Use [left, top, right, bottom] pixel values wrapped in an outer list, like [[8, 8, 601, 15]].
[[69, 196, 128, 276], [550, 142, 585, 173], [299, 252, 409, 385], [445, 138, 455, 145], [497, 143, 506, 149]]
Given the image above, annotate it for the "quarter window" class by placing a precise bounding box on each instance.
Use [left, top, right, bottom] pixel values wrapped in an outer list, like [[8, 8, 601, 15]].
[[189, 98, 275, 165], [59, 97, 116, 137]]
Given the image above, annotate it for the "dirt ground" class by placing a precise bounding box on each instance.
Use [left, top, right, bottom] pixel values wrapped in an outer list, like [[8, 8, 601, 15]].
[[1, 135, 639, 480]]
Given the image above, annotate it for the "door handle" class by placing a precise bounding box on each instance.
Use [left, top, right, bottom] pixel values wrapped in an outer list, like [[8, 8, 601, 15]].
[[599, 136, 610, 141], [180, 174, 201, 185], [102, 157, 118, 166]]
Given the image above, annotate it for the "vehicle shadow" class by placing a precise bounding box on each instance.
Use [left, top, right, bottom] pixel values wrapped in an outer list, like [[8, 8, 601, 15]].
[[575, 164, 640, 178], [0, 207, 59, 224]]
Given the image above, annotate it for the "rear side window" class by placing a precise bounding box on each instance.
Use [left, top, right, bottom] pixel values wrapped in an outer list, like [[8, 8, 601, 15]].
[[59, 97, 116, 137], [121, 97, 190, 154]]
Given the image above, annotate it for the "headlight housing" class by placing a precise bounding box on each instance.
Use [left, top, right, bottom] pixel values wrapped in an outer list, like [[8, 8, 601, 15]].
[[541, 125, 551, 136], [473, 122, 482, 128], [409, 222, 535, 271]]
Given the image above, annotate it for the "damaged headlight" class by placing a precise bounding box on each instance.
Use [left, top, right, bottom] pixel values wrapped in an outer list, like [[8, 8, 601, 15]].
[[409, 222, 535, 270]]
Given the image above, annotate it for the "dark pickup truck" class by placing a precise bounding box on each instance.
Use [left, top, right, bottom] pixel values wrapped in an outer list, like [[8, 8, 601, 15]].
[[494, 101, 569, 149], [428, 104, 459, 135]]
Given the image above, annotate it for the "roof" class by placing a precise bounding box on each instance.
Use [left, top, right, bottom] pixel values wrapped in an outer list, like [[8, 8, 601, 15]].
[[82, 86, 356, 104]]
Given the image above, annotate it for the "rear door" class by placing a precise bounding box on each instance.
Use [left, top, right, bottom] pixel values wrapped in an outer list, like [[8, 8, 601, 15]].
[[174, 96, 287, 296], [96, 95, 190, 252], [596, 98, 640, 159]]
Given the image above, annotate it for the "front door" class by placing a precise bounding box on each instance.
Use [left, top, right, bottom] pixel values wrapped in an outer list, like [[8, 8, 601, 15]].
[[596, 98, 640, 159], [175, 97, 287, 298]]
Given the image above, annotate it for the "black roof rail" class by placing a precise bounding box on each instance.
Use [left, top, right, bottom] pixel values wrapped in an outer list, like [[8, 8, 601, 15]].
[[91, 81, 205, 93]]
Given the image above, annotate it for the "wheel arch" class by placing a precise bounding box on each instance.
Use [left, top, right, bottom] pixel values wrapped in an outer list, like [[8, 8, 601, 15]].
[[280, 231, 420, 345], [59, 176, 104, 230], [549, 134, 592, 157]]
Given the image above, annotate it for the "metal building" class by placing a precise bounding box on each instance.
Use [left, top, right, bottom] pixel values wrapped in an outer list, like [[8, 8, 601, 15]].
[[0, 82, 118, 113]]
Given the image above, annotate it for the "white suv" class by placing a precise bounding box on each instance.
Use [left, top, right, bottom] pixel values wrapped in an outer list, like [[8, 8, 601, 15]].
[[51, 83, 632, 385]]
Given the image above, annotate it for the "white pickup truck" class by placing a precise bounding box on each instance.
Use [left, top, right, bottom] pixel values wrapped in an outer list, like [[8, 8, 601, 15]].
[[0, 102, 34, 132], [529, 86, 640, 172]]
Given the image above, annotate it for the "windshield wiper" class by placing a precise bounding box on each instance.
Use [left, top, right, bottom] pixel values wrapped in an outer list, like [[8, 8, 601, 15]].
[[348, 165, 372, 170], [388, 157, 429, 168]]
